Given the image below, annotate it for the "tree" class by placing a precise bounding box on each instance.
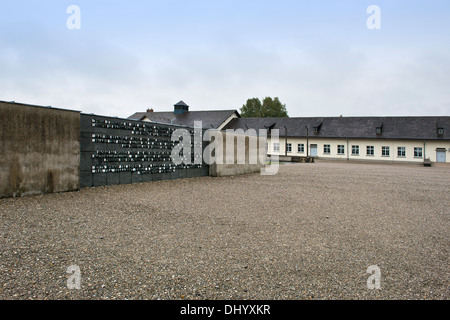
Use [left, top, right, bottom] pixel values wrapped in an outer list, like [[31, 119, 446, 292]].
[[240, 97, 288, 118]]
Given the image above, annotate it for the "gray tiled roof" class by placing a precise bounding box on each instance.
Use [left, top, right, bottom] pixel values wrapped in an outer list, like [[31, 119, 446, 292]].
[[174, 100, 189, 107], [223, 116, 450, 140], [128, 110, 239, 129]]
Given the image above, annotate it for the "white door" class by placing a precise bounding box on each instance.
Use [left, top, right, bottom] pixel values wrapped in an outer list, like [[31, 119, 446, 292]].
[[436, 150, 446, 163], [310, 146, 318, 157]]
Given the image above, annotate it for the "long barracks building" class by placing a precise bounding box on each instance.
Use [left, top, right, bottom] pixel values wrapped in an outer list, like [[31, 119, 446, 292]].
[[130, 101, 450, 164], [224, 116, 450, 164]]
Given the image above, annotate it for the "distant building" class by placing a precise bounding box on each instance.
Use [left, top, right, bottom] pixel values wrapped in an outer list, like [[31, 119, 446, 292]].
[[223, 116, 450, 163], [129, 103, 450, 164], [128, 101, 240, 130]]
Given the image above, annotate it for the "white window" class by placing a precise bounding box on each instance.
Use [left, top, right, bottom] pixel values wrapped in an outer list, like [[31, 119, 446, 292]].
[[414, 147, 423, 158], [352, 145, 359, 155], [367, 146, 374, 156], [337, 145, 345, 155], [397, 146, 406, 157], [323, 144, 331, 154], [297, 143, 304, 153], [273, 143, 280, 152], [286, 143, 292, 153], [382, 146, 390, 157]]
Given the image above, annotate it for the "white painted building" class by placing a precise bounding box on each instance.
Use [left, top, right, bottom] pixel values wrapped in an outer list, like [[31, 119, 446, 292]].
[[129, 102, 449, 164], [268, 138, 447, 163], [223, 116, 450, 163]]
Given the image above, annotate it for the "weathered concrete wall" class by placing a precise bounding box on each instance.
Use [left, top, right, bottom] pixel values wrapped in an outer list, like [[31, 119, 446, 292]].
[[209, 130, 267, 177], [0, 101, 268, 198], [0, 101, 80, 198]]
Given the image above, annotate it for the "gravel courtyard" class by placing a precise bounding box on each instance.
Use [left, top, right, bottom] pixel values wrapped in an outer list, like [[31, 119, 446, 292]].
[[1, 161, 449, 300]]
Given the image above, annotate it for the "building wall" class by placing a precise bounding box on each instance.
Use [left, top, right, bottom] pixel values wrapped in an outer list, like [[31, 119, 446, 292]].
[[268, 137, 450, 163], [0, 102, 80, 198], [209, 130, 267, 176]]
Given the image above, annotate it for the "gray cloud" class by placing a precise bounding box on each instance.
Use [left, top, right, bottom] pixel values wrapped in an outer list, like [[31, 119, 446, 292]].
[[1, 21, 449, 118]]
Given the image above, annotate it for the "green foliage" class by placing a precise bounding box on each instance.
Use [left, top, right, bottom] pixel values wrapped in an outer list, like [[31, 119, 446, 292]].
[[240, 97, 288, 118]]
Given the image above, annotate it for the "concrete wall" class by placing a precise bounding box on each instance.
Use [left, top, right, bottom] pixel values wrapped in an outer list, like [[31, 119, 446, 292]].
[[81, 115, 265, 185], [0, 102, 80, 198], [0, 102, 263, 198], [209, 130, 267, 177], [268, 137, 450, 163]]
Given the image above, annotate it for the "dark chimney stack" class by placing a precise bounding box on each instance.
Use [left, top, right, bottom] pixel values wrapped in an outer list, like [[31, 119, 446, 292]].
[[146, 108, 154, 113]]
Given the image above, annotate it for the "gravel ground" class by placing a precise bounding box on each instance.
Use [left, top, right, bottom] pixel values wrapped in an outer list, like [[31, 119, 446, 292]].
[[1, 161, 449, 300]]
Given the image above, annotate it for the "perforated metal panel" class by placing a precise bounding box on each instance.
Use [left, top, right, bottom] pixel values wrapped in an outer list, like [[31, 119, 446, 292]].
[[80, 114, 208, 188]]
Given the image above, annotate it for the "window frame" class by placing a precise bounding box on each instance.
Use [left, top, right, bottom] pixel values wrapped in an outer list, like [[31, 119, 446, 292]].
[[286, 143, 292, 153], [273, 142, 280, 152], [351, 145, 359, 156], [414, 147, 423, 158]]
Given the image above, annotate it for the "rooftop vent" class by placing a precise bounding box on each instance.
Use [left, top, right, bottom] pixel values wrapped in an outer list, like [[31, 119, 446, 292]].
[[174, 100, 189, 115], [376, 124, 383, 135], [313, 123, 323, 135]]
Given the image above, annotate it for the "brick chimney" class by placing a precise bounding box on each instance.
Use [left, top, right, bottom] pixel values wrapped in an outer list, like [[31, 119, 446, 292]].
[[146, 108, 154, 112]]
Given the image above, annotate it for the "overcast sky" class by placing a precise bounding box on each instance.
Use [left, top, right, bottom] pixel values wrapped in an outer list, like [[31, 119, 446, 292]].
[[1, 0, 449, 118]]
